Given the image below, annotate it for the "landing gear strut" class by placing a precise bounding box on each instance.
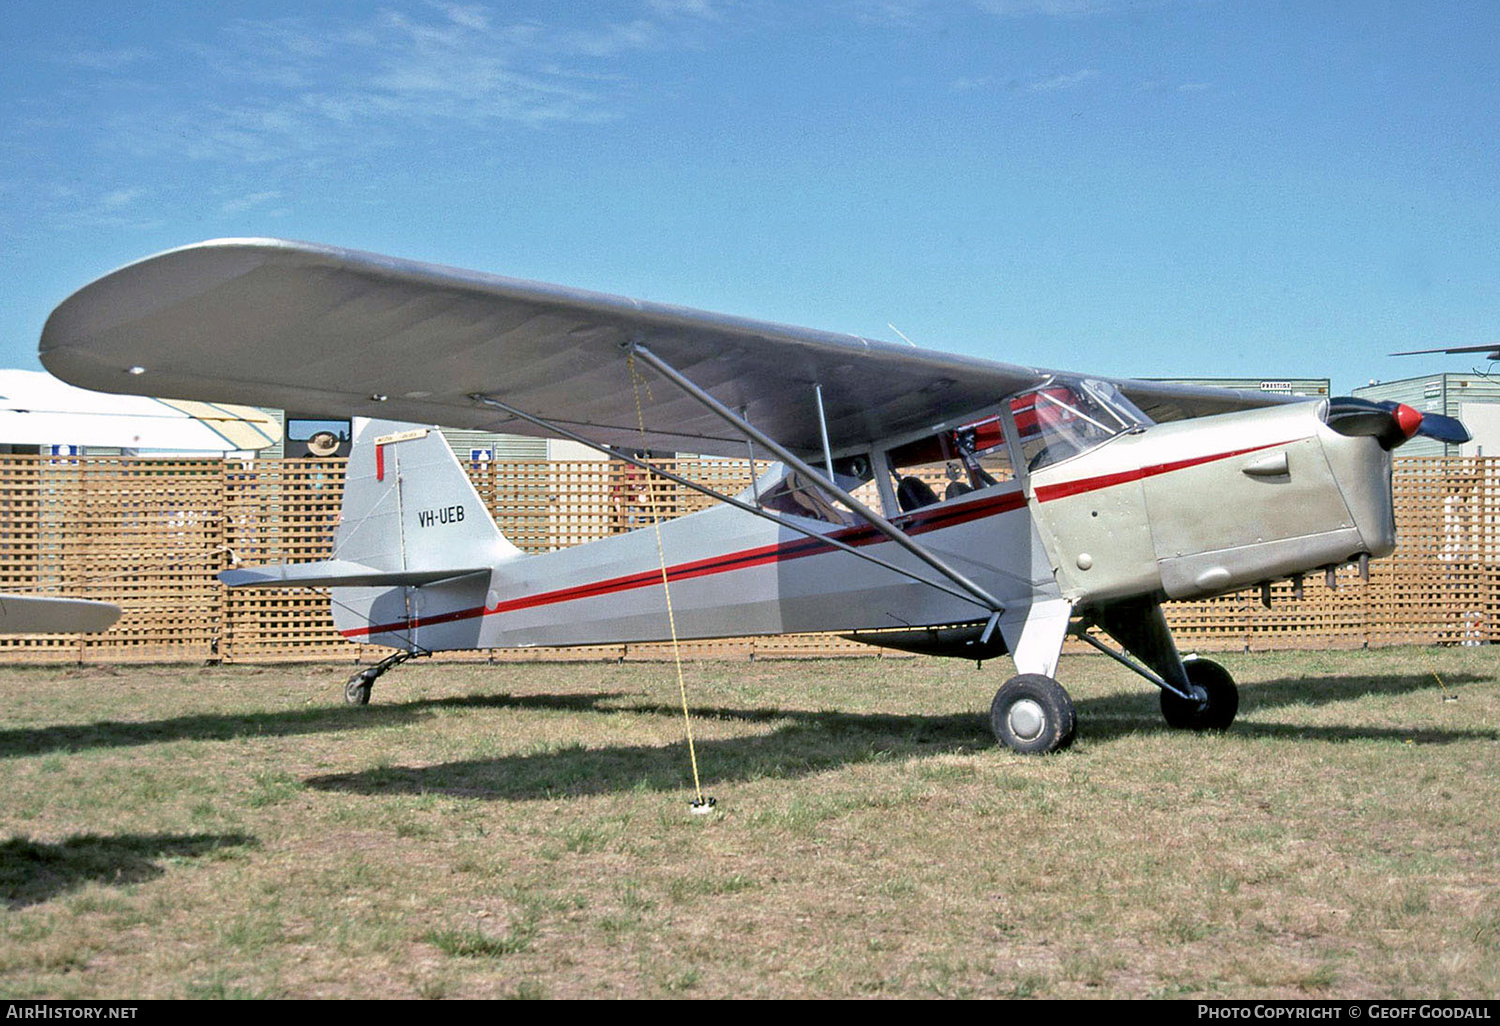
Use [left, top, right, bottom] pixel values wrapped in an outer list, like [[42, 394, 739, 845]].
[[1159, 658, 1239, 731], [343, 650, 420, 705], [1079, 601, 1241, 734], [981, 600, 1242, 753]]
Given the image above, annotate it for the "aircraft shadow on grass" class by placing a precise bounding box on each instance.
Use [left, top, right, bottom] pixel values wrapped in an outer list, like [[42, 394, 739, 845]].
[[0, 692, 551, 759], [0, 832, 256, 909], [303, 671, 1495, 802], [2, 671, 1489, 773]]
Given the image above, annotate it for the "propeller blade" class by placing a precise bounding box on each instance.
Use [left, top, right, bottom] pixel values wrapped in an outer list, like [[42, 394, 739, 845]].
[[1325, 398, 1470, 449], [1412, 411, 1471, 444], [1326, 397, 1417, 450]]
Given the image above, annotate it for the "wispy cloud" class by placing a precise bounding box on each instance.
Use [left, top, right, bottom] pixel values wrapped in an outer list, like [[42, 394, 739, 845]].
[[219, 190, 282, 215], [100, 188, 146, 209], [67, 48, 154, 72], [19, 5, 733, 232], [83, 4, 717, 172], [51, 187, 163, 231], [1136, 79, 1216, 96], [975, 0, 1131, 15], [648, 0, 720, 17], [431, 2, 492, 32], [1029, 68, 1098, 92]]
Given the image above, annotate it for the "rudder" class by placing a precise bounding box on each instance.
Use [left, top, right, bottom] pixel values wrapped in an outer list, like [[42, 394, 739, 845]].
[[334, 418, 522, 573]]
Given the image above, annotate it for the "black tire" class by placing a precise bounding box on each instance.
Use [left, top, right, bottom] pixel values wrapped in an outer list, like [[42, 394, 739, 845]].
[[344, 676, 373, 706], [990, 674, 1076, 754], [1159, 658, 1238, 731]]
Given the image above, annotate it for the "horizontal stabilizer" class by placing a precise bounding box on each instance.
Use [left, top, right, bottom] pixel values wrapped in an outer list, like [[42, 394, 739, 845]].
[[220, 560, 489, 589]]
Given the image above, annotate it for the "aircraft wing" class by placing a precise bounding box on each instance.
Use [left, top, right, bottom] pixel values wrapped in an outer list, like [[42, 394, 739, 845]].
[[0, 594, 120, 634], [41, 238, 1299, 457], [1392, 343, 1500, 360], [1114, 379, 1305, 426]]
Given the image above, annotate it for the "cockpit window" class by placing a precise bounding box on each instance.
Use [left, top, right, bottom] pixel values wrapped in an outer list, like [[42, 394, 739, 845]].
[[1011, 379, 1151, 471], [752, 454, 874, 525], [885, 415, 1015, 512]]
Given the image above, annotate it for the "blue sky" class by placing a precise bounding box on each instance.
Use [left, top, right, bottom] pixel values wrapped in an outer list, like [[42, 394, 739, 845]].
[[3, 0, 1497, 393]]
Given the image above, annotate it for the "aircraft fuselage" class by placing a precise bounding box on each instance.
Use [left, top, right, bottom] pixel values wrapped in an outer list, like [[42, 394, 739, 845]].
[[332, 398, 1397, 664]]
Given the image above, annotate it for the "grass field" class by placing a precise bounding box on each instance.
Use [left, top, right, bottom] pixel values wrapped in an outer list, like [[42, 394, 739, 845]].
[[0, 646, 1496, 999]]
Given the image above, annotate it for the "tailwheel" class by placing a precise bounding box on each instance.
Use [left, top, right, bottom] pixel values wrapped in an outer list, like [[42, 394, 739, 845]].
[[990, 674, 1076, 755], [1160, 658, 1239, 731], [344, 671, 374, 706], [340, 649, 419, 706]]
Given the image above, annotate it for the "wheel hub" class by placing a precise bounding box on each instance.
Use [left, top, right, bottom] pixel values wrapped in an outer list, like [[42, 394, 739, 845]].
[[1007, 699, 1046, 742]]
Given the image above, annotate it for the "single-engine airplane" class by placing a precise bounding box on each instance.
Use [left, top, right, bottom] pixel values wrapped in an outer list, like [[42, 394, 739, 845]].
[[38, 239, 1469, 753]]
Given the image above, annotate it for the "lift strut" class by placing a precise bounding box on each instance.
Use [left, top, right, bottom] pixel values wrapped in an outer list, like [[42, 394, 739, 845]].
[[467, 393, 992, 612], [626, 343, 1010, 615]]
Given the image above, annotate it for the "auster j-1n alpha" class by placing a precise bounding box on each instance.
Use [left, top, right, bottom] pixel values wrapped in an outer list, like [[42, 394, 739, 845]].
[[39, 240, 1469, 753]]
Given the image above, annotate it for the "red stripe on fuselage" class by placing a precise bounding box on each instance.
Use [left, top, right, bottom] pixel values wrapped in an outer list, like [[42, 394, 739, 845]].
[[341, 438, 1296, 639], [339, 487, 1026, 638], [1032, 441, 1290, 503]]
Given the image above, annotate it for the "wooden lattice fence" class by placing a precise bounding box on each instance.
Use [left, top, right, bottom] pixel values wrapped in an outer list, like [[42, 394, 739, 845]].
[[0, 454, 1495, 664]]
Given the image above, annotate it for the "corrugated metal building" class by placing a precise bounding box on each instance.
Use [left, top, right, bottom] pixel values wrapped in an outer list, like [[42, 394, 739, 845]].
[[1148, 377, 1331, 398]]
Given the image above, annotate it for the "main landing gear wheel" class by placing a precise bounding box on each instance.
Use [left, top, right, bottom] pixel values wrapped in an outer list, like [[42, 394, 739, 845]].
[[1159, 658, 1239, 731], [990, 674, 1076, 755]]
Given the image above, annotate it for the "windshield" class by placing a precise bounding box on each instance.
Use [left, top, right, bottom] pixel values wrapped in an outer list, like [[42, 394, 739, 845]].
[[1010, 379, 1151, 472]]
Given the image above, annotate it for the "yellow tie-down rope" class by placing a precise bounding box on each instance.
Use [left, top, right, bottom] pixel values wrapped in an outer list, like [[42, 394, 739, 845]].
[[628, 352, 716, 814]]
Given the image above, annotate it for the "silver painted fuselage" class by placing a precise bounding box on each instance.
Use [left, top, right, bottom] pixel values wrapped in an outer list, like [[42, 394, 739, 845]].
[[332, 399, 1398, 663], [336, 481, 1056, 651], [1029, 400, 1395, 605]]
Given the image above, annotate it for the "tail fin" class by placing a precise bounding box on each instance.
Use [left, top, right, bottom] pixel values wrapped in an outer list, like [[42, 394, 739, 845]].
[[221, 418, 520, 588], [334, 418, 522, 572]]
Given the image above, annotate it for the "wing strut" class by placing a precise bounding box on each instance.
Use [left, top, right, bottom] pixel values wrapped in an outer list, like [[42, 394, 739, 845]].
[[626, 343, 1009, 615], [467, 394, 993, 612]]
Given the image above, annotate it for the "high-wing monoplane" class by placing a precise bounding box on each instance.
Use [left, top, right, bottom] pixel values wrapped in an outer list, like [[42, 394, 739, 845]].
[[38, 239, 1469, 752]]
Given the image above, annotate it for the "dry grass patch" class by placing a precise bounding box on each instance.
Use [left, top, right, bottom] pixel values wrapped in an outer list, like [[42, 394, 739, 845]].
[[0, 647, 1494, 997]]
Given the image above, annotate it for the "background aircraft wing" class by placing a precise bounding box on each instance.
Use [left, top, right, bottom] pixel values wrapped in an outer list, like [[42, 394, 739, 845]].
[[0, 595, 120, 634], [42, 238, 1300, 457], [1391, 343, 1500, 360]]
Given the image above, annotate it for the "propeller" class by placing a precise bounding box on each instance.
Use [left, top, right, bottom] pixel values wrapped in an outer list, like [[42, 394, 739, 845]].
[[1326, 397, 1471, 450]]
